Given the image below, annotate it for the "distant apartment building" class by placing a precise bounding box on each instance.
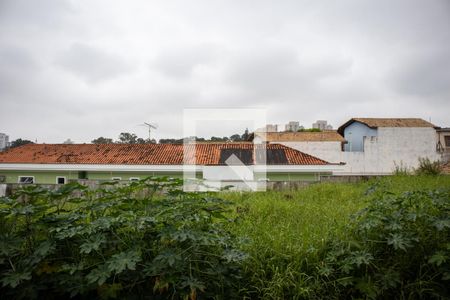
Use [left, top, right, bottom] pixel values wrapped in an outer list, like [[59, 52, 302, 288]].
[[285, 121, 304, 132], [256, 124, 278, 133], [266, 124, 278, 132], [63, 139, 75, 144], [312, 120, 333, 130], [0, 133, 9, 151]]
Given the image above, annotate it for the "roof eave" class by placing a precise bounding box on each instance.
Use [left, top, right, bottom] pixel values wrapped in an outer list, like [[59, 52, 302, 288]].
[[337, 118, 378, 135]]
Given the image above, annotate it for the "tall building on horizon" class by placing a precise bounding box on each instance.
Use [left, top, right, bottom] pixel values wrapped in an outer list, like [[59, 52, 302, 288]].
[[255, 124, 278, 133], [285, 121, 300, 132], [0, 133, 9, 151], [312, 120, 333, 130]]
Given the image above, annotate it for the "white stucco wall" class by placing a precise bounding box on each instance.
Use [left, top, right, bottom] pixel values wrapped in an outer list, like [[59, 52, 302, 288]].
[[346, 127, 441, 174], [0, 184, 6, 197], [203, 165, 254, 181], [277, 141, 344, 164], [275, 127, 441, 175]]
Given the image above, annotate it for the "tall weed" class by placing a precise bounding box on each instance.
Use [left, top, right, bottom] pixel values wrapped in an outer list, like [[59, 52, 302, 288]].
[[314, 189, 450, 299], [0, 178, 246, 299], [416, 157, 443, 175]]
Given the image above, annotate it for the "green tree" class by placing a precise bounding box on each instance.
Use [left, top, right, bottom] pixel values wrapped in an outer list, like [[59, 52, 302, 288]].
[[117, 132, 138, 144], [210, 136, 229, 142], [297, 128, 321, 132], [159, 138, 184, 144], [136, 138, 156, 144], [9, 138, 34, 149], [91, 137, 114, 144], [230, 134, 242, 142], [241, 128, 250, 141]]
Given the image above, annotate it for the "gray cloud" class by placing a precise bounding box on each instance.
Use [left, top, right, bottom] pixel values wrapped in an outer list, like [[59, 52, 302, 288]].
[[56, 43, 133, 84], [0, 0, 449, 143], [225, 47, 353, 99], [0, 0, 74, 29], [388, 47, 450, 98], [0, 46, 39, 95], [152, 44, 220, 78]]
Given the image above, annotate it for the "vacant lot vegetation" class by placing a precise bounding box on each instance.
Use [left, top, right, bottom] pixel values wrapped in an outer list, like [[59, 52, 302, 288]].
[[224, 175, 450, 299], [0, 175, 449, 299]]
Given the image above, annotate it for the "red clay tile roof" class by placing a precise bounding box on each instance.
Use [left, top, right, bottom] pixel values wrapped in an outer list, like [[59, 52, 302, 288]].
[[338, 118, 437, 135], [253, 131, 345, 142], [0, 143, 329, 165]]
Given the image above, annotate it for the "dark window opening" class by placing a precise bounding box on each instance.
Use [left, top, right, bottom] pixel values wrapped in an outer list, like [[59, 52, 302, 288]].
[[19, 176, 34, 184], [57, 177, 66, 184], [264, 149, 288, 164], [78, 171, 88, 179], [445, 136, 450, 147], [219, 149, 253, 165]]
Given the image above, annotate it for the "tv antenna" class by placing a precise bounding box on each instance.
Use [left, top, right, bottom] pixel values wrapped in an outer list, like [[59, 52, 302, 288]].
[[140, 122, 158, 140]]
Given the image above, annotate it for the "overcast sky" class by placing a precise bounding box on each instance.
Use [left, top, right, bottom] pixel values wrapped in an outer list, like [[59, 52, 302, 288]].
[[1, 0, 449, 143]]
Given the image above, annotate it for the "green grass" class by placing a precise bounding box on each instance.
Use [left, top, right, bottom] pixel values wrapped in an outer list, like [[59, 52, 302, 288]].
[[222, 175, 450, 299], [2, 175, 449, 299]]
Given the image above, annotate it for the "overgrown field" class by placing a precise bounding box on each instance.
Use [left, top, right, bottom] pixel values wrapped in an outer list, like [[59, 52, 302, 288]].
[[224, 175, 450, 299], [0, 176, 449, 299]]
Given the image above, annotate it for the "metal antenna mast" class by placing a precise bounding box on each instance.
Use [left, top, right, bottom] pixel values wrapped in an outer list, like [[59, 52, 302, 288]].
[[140, 122, 158, 140]]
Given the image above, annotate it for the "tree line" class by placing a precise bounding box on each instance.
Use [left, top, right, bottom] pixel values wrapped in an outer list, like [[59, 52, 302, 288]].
[[4, 128, 326, 149], [2, 131, 251, 150], [93, 130, 250, 144]]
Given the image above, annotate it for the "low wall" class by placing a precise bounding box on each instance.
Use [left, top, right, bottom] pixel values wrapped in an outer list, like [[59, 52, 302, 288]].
[[319, 175, 382, 183], [0, 175, 387, 196], [0, 184, 6, 197]]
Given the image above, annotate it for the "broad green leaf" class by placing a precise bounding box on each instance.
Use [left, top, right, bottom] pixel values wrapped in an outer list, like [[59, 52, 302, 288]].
[[386, 233, 413, 251], [106, 250, 141, 274], [428, 251, 447, 266], [79, 234, 106, 254], [350, 251, 373, 267], [87, 264, 111, 285], [355, 277, 378, 300], [153, 249, 181, 267], [1, 270, 32, 288], [33, 240, 56, 258], [222, 249, 248, 263], [433, 218, 450, 231], [0, 235, 22, 256]]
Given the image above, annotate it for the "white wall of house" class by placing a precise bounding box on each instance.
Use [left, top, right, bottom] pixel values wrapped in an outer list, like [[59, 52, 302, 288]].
[[276, 141, 343, 163], [340, 127, 440, 174], [273, 127, 441, 175], [203, 165, 254, 181]]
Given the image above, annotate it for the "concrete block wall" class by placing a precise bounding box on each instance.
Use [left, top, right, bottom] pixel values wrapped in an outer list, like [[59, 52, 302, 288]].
[[277, 127, 442, 175]]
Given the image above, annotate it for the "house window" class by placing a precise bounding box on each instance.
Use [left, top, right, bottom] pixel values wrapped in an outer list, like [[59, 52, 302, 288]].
[[129, 177, 140, 182], [56, 177, 66, 184], [112, 177, 122, 181], [18, 176, 34, 184], [445, 136, 450, 147], [78, 171, 88, 179]]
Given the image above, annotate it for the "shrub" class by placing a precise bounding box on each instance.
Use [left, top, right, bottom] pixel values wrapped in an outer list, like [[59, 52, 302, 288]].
[[0, 178, 246, 299], [393, 161, 411, 175], [416, 157, 442, 175], [314, 189, 450, 299]]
